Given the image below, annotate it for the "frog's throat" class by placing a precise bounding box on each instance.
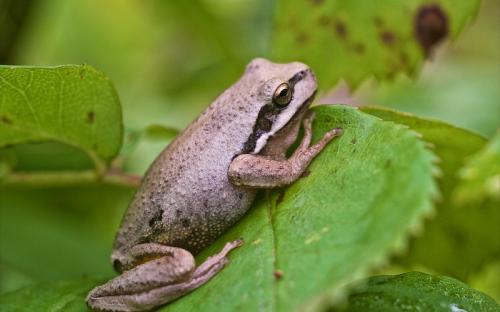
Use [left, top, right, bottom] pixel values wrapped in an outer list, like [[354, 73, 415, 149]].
[[251, 90, 316, 154]]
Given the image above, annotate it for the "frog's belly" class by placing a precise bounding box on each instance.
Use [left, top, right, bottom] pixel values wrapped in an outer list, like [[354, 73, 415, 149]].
[[155, 179, 256, 254], [114, 171, 256, 255]]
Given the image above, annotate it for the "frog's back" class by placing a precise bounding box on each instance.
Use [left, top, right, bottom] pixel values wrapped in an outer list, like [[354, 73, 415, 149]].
[[114, 71, 261, 254], [113, 58, 311, 255]]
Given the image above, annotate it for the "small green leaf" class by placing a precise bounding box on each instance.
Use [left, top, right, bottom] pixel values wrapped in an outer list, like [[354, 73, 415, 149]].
[[272, 0, 480, 88], [332, 271, 500, 312], [0, 65, 123, 172]]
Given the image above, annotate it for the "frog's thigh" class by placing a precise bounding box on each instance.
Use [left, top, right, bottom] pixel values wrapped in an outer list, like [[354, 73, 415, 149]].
[[228, 127, 342, 188], [86, 240, 242, 312]]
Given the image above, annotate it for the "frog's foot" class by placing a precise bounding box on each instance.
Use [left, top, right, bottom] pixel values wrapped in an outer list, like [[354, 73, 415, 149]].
[[228, 111, 343, 188], [86, 240, 243, 312]]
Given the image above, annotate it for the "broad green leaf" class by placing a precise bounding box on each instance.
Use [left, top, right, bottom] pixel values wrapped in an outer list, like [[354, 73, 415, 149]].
[[332, 271, 500, 312], [361, 107, 496, 283], [272, 0, 480, 88], [0, 65, 123, 172], [0, 105, 437, 311]]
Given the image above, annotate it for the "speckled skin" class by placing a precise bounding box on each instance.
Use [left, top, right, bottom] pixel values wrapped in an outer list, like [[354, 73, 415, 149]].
[[86, 58, 342, 312], [113, 58, 317, 260]]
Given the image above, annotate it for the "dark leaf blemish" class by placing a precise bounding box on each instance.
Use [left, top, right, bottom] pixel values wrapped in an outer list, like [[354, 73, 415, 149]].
[[399, 52, 409, 65], [334, 21, 347, 39], [414, 5, 449, 57], [318, 15, 330, 27], [295, 32, 309, 44], [380, 31, 396, 46], [274, 270, 284, 280], [373, 16, 384, 27], [352, 43, 366, 54], [1, 115, 12, 124], [86, 111, 95, 124]]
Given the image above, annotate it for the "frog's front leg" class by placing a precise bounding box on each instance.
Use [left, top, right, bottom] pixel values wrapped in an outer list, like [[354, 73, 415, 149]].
[[228, 112, 342, 188], [86, 240, 242, 312]]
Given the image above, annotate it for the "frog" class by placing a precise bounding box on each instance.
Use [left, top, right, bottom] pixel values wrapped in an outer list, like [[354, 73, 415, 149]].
[[86, 58, 343, 311]]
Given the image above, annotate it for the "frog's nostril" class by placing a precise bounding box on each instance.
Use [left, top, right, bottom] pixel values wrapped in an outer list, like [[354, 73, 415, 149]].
[[113, 259, 123, 273]]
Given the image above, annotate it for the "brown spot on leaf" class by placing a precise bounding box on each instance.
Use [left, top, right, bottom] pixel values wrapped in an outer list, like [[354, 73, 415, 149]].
[[373, 16, 384, 28], [400, 52, 409, 65], [334, 21, 348, 39], [318, 15, 330, 27], [295, 32, 309, 44], [414, 5, 449, 57], [380, 31, 396, 46], [1, 115, 12, 124], [86, 111, 95, 123], [274, 270, 284, 280], [352, 43, 365, 54]]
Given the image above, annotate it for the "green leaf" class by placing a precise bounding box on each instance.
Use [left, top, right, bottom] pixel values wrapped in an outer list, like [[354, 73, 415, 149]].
[[361, 107, 497, 283], [272, 0, 480, 88], [332, 271, 500, 312], [0, 105, 437, 311], [0, 65, 123, 173]]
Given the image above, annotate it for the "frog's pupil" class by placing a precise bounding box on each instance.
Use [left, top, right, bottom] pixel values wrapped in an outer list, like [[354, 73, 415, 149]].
[[279, 89, 288, 98]]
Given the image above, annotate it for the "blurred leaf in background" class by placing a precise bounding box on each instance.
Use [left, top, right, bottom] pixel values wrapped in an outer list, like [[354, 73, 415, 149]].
[[357, 0, 499, 138]]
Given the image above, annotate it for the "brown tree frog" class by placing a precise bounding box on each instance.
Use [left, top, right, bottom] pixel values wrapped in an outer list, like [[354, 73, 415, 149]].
[[86, 58, 342, 311]]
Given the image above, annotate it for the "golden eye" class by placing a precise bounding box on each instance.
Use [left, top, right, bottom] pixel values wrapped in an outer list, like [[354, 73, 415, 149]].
[[273, 83, 292, 107]]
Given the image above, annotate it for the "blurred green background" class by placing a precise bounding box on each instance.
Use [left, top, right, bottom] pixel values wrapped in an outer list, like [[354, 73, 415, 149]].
[[0, 0, 498, 297]]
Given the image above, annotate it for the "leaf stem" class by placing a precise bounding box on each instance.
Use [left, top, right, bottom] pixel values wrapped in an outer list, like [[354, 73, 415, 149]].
[[1, 170, 141, 188]]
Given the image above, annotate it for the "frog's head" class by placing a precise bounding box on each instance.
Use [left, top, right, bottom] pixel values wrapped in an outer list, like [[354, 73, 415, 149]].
[[241, 58, 317, 155]]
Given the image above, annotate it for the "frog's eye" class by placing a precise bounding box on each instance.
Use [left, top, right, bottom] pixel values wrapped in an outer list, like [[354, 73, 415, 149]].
[[273, 83, 292, 107]]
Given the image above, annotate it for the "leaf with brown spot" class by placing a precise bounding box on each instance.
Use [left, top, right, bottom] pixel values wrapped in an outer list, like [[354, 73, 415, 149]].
[[0, 65, 123, 173], [272, 0, 480, 88]]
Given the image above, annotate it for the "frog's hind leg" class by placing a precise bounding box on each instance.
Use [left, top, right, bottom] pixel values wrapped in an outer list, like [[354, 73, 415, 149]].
[[86, 240, 242, 312]]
